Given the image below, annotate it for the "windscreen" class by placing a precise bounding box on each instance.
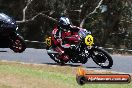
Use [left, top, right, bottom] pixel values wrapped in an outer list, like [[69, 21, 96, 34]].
[[78, 29, 88, 38]]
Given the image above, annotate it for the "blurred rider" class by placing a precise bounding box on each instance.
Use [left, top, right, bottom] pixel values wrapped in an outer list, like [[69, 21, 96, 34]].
[[52, 15, 80, 51]]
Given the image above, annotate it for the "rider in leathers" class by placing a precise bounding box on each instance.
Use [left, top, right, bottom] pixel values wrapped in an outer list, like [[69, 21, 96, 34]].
[[52, 16, 80, 54]]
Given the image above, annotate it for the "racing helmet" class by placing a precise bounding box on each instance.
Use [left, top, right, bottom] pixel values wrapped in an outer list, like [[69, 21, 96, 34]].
[[58, 16, 71, 29]]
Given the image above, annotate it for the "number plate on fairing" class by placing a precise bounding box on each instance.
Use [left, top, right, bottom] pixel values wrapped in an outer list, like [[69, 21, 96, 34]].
[[46, 37, 51, 46], [85, 35, 94, 46]]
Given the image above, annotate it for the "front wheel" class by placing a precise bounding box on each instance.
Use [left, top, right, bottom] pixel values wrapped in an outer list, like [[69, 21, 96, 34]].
[[90, 47, 113, 68], [9, 35, 26, 53]]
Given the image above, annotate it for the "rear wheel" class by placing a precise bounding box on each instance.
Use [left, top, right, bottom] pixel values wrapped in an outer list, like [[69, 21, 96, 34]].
[[48, 53, 66, 65], [91, 47, 113, 68], [46, 46, 66, 65], [9, 35, 26, 53]]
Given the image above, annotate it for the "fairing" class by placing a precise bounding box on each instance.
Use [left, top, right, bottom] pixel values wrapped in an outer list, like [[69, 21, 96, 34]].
[[0, 13, 17, 29]]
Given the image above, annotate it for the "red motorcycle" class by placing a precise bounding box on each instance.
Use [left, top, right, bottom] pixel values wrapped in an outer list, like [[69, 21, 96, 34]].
[[46, 27, 113, 68]]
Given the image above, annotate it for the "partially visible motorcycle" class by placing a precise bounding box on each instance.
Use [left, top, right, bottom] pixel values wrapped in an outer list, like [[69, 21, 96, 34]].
[[46, 27, 113, 68], [0, 13, 26, 53]]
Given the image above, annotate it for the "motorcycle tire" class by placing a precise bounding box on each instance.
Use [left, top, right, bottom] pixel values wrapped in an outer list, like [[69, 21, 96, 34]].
[[9, 35, 26, 53], [46, 46, 65, 65], [91, 47, 113, 68]]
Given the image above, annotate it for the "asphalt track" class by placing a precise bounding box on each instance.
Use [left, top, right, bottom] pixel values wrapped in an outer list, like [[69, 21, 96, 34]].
[[0, 48, 132, 73]]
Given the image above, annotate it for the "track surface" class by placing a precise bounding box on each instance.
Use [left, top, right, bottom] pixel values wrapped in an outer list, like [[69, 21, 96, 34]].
[[0, 48, 132, 73]]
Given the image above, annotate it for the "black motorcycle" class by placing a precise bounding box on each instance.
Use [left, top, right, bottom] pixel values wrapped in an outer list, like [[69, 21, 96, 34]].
[[46, 28, 113, 68], [0, 13, 26, 53]]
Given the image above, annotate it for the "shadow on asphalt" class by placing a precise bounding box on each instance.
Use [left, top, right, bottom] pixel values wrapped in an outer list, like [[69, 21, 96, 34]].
[[43, 63, 81, 67], [43, 63, 111, 69], [86, 66, 101, 69], [86, 66, 112, 69], [0, 51, 7, 52]]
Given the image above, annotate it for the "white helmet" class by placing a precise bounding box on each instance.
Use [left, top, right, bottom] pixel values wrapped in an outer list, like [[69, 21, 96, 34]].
[[59, 16, 71, 29]]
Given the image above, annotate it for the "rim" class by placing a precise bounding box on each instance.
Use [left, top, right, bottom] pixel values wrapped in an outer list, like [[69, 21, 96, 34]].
[[93, 51, 110, 67], [48, 46, 65, 64], [12, 39, 22, 51], [50, 54, 65, 65]]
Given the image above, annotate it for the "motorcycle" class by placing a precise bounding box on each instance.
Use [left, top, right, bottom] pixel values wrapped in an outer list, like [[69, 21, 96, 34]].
[[0, 13, 26, 53], [46, 28, 113, 68]]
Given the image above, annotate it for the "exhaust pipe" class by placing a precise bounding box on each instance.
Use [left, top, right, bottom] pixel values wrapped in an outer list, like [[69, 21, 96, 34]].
[[47, 50, 58, 54]]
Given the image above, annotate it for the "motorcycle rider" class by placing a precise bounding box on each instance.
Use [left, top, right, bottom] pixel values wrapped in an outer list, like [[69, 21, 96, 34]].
[[47, 15, 91, 62], [52, 15, 80, 53]]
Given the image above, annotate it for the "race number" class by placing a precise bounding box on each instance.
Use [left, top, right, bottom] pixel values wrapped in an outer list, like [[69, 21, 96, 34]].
[[85, 35, 94, 46], [46, 37, 51, 46]]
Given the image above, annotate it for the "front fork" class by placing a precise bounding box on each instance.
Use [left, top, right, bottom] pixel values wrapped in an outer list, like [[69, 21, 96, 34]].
[[85, 44, 97, 57]]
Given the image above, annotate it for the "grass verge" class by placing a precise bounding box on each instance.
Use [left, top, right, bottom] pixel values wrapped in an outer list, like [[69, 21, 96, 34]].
[[0, 61, 131, 88]]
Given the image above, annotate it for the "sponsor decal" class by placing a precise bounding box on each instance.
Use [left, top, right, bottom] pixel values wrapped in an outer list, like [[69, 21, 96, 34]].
[[76, 68, 131, 85]]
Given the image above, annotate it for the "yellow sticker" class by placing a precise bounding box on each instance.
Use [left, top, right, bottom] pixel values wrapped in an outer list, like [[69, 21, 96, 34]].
[[46, 37, 51, 46], [85, 35, 94, 46]]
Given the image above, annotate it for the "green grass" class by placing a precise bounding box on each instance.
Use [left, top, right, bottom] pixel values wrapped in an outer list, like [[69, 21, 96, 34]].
[[0, 61, 131, 88], [0, 85, 12, 88]]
